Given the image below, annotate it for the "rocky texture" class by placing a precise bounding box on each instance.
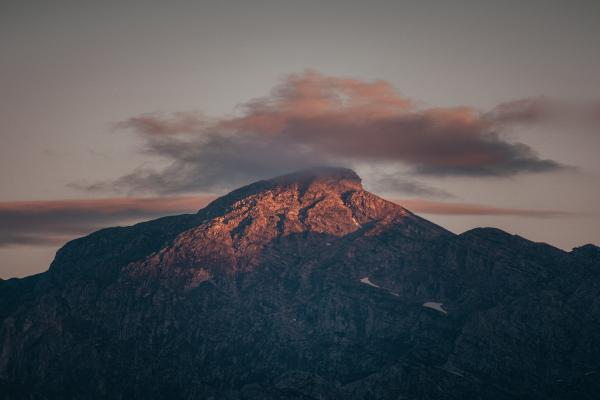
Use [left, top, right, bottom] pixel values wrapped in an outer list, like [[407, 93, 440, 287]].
[[1, 167, 599, 399]]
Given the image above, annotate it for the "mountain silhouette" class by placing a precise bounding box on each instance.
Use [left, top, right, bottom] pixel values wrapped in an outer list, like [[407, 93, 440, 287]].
[[1, 168, 599, 399]]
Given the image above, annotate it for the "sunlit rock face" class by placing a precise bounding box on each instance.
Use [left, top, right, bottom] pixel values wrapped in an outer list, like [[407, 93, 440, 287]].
[[1, 168, 599, 399]]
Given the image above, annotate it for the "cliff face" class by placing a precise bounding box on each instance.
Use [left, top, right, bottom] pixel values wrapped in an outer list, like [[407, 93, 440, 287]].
[[1, 168, 599, 399]]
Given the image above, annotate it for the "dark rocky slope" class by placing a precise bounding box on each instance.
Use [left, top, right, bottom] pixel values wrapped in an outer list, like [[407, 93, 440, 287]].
[[1, 168, 599, 399]]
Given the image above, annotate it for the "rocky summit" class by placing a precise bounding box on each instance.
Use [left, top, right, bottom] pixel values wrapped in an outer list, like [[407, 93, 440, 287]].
[[1, 168, 599, 399]]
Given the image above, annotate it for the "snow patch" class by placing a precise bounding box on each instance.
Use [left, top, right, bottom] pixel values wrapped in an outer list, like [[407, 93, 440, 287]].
[[360, 277, 401, 297], [352, 217, 361, 227], [360, 277, 380, 288], [422, 302, 448, 314]]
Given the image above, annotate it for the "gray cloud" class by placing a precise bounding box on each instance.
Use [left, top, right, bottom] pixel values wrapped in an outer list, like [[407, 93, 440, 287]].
[[486, 96, 600, 128], [363, 173, 453, 198], [485, 97, 554, 125]]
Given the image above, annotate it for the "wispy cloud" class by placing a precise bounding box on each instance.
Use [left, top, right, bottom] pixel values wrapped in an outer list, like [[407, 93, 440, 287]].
[[77, 70, 572, 195], [364, 173, 453, 198], [0, 197, 213, 247], [113, 111, 210, 136], [396, 199, 576, 218], [486, 96, 600, 127]]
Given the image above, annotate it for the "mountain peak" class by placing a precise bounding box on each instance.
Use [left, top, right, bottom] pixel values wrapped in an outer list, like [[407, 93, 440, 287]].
[[199, 167, 362, 216]]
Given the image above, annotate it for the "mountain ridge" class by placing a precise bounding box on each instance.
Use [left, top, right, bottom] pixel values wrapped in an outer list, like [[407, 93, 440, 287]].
[[1, 168, 599, 400]]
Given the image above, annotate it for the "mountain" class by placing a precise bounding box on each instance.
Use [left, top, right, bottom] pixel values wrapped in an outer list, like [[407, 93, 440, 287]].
[[1, 167, 599, 399]]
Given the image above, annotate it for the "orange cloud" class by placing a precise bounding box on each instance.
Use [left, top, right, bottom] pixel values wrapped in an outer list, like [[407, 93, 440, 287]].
[[223, 70, 413, 134]]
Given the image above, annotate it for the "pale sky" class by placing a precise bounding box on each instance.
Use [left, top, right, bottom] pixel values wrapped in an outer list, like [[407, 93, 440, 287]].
[[1, 0, 599, 278]]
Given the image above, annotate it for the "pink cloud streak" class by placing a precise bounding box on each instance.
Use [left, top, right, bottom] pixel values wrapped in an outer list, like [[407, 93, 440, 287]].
[[0, 195, 573, 248]]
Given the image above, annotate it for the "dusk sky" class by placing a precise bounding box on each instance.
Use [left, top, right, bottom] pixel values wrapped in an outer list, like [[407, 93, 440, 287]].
[[1, 0, 599, 278]]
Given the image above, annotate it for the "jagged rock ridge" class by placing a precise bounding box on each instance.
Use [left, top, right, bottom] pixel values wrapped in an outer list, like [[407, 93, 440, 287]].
[[1, 168, 599, 400]]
